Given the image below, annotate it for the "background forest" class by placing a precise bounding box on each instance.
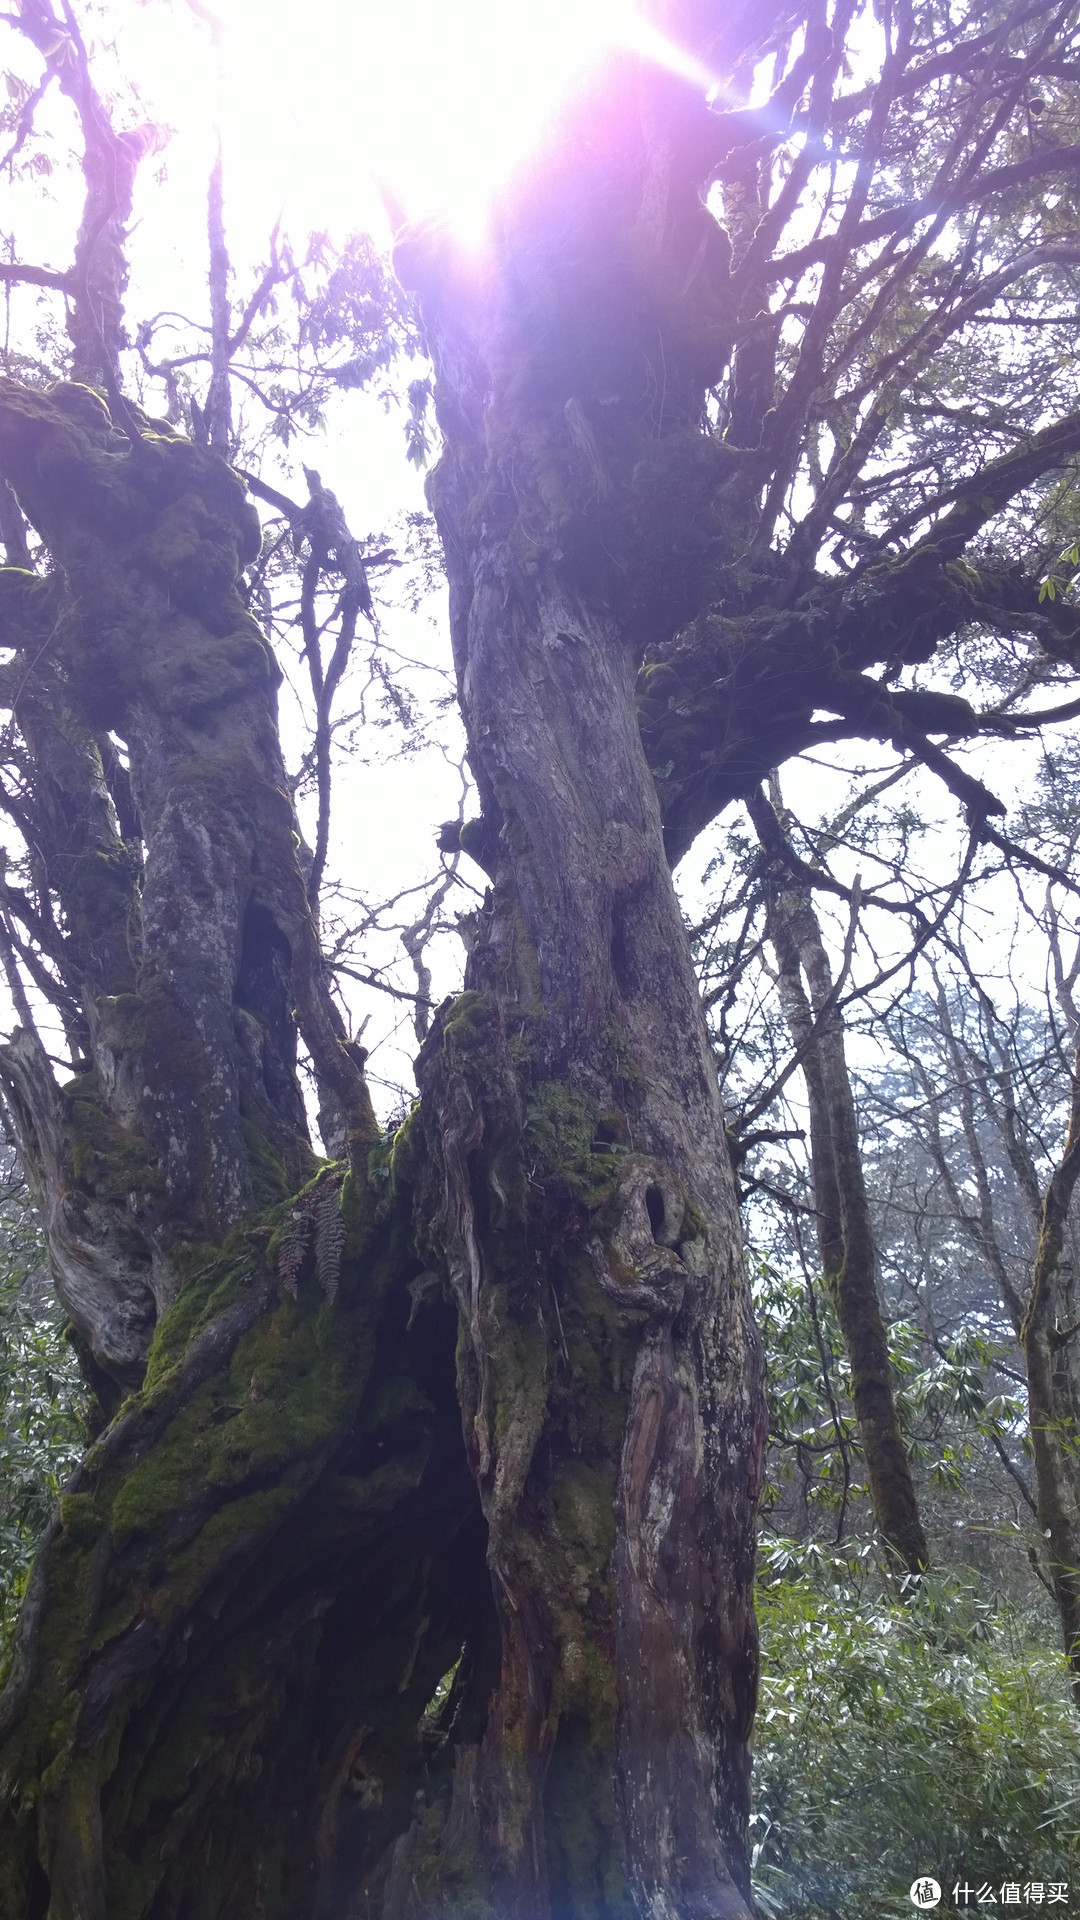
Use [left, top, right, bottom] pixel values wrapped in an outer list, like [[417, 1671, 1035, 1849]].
[[1, 0, 1080, 1915]]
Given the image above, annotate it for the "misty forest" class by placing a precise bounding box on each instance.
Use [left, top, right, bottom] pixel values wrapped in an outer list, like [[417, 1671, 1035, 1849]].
[[0, 0, 1079, 1915]]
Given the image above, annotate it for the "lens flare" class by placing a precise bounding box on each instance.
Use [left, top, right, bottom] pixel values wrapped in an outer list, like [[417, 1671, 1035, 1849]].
[[119, 0, 718, 255]]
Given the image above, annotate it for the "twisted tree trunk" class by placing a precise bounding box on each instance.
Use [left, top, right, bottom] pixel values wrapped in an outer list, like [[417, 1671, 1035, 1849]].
[[380, 37, 792, 1906], [0, 0, 819, 1902], [0, 23, 773, 1917]]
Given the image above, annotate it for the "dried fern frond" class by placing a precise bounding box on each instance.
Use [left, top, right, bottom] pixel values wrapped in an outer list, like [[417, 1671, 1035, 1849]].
[[314, 1173, 346, 1301], [277, 1205, 314, 1298]]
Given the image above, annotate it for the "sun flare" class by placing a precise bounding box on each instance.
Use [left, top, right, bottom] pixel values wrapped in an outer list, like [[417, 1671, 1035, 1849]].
[[122, 0, 717, 256], [348, 0, 716, 242]]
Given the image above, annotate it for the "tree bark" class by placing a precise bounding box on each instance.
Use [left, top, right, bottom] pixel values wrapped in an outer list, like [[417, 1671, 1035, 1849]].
[[15, 0, 152, 389], [7, 0, 1080, 1903], [1022, 1049, 1080, 1707], [0, 386, 455, 1920], [384, 39, 779, 1912]]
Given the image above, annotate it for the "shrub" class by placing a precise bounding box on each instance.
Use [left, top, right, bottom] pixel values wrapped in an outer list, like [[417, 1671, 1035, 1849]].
[[0, 1197, 86, 1655], [753, 1563, 1080, 1918]]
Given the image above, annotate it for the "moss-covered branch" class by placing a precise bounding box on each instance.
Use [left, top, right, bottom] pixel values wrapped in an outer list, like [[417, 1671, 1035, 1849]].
[[640, 553, 1080, 865]]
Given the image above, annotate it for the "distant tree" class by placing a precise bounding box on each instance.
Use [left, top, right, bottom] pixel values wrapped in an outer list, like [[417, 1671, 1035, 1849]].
[[747, 780, 929, 1575], [877, 943, 1080, 1699]]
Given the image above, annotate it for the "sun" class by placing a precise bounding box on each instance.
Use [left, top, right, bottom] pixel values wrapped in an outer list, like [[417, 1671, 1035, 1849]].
[[348, 0, 712, 243], [121, 0, 717, 256]]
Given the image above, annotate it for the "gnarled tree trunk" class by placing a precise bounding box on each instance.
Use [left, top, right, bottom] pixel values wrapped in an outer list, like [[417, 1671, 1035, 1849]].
[[0, 11, 779, 1915]]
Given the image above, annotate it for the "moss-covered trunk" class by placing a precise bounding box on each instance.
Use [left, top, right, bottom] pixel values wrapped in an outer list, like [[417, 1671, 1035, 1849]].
[[0, 346, 764, 1915], [0, 383, 493, 1919], [0, 11, 778, 1912], [380, 37, 772, 1916]]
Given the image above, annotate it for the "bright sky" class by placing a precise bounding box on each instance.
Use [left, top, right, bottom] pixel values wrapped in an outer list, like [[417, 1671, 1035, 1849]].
[[114, 0, 720, 254]]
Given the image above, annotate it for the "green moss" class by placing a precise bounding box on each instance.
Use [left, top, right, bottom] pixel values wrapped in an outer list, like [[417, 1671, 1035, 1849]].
[[156, 628, 277, 719], [442, 988, 493, 1053], [523, 1080, 625, 1212], [65, 841, 140, 955], [38, 1524, 104, 1673], [49, 380, 113, 431], [103, 1612, 299, 1919], [239, 1117, 290, 1208], [491, 1313, 548, 1449], [386, 1795, 499, 1920], [545, 1723, 628, 1914], [139, 1254, 252, 1396], [0, 1830, 37, 1920], [108, 1378, 220, 1546], [550, 1458, 616, 1575], [524, 1081, 596, 1169], [15, 1507, 111, 1786], [554, 1250, 636, 1454], [157, 1482, 301, 1616], [599, 1017, 649, 1098], [387, 1101, 425, 1189], [61, 1071, 162, 1203], [108, 1155, 403, 1557], [94, 992, 147, 1053], [112, 1292, 364, 1549], [336, 1163, 371, 1240], [58, 1490, 105, 1549]]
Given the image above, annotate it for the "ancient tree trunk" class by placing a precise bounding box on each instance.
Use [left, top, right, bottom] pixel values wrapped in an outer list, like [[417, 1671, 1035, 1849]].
[[0, 383, 371, 1349], [385, 46, 773, 1919], [0, 9, 787, 1912], [0, 387, 497, 1920], [0, 384, 449, 1920], [750, 792, 928, 1575]]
